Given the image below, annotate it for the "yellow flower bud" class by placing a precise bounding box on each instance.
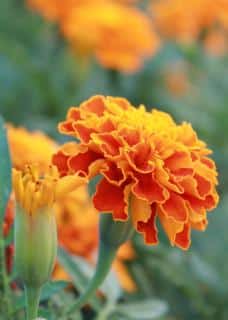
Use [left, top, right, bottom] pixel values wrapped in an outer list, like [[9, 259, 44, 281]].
[[12, 164, 86, 319]]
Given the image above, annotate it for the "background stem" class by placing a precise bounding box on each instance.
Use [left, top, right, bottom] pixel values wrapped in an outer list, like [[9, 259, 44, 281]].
[[66, 242, 117, 316], [0, 233, 11, 318]]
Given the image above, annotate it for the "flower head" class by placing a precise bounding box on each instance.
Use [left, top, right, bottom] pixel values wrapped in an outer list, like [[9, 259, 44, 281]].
[[53, 95, 219, 250], [13, 164, 85, 215]]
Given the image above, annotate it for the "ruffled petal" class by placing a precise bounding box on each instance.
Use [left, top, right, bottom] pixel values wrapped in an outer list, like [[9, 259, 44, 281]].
[[174, 223, 191, 250], [160, 192, 188, 222], [69, 148, 101, 177], [136, 204, 158, 245], [125, 143, 154, 173], [131, 195, 151, 228], [101, 161, 127, 186], [93, 178, 130, 220], [132, 173, 169, 203]]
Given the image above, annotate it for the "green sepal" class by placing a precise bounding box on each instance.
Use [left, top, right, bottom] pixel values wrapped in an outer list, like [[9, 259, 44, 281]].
[[14, 206, 57, 288]]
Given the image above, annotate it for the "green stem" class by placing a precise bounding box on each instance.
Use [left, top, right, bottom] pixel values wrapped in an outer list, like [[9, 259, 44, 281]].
[[0, 232, 11, 318], [66, 214, 134, 316], [25, 286, 41, 320], [66, 241, 117, 316]]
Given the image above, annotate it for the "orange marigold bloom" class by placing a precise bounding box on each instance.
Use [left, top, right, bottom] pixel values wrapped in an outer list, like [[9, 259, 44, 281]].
[[53, 95, 219, 250], [60, 1, 159, 72]]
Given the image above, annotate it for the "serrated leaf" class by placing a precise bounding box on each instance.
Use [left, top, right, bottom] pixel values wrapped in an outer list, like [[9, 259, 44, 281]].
[[115, 299, 168, 320], [0, 116, 12, 225], [57, 247, 102, 311]]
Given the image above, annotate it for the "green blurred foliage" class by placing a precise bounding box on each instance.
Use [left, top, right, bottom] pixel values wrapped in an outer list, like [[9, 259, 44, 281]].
[[1, 0, 228, 319]]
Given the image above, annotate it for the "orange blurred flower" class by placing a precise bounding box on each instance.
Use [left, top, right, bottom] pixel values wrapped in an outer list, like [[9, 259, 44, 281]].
[[53, 95, 219, 250], [203, 30, 227, 56], [151, 0, 228, 44], [164, 63, 190, 97], [61, 1, 159, 72], [26, 0, 78, 21], [6, 125, 135, 292], [26, 0, 159, 72]]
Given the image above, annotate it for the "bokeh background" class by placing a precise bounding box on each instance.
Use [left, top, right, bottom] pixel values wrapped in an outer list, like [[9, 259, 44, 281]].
[[1, 0, 228, 319]]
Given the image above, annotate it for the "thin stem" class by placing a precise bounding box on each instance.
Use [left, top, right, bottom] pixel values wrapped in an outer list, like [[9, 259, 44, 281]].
[[0, 231, 11, 318], [95, 303, 114, 320], [25, 286, 41, 320], [66, 242, 117, 316], [65, 213, 134, 317]]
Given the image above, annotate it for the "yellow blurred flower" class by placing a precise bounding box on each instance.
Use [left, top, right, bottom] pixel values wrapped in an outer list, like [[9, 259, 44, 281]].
[[7, 125, 57, 173]]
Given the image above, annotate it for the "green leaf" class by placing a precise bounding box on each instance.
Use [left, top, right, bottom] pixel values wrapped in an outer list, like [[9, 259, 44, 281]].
[[13, 280, 68, 312], [115, 299, 168, 320], [0, 115, 12, 225], [57, 247, 102, 311]]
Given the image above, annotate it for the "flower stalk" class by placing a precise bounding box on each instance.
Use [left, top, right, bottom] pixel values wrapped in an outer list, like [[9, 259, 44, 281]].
[[66, 213, 134, 315], [25, 286, 41, 320]]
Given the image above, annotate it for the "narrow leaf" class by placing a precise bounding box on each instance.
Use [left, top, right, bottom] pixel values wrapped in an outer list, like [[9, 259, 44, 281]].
[[0, 115, 12, 224]]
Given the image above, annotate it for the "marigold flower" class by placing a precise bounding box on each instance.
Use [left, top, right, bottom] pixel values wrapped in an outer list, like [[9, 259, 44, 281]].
[[61, 1, 159, 72], [53, 95, 219, 250]]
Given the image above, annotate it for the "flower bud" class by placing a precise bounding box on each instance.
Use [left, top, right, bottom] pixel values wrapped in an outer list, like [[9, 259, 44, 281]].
[[14, 205, 57, 288], [12, 164, 86, 320]]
